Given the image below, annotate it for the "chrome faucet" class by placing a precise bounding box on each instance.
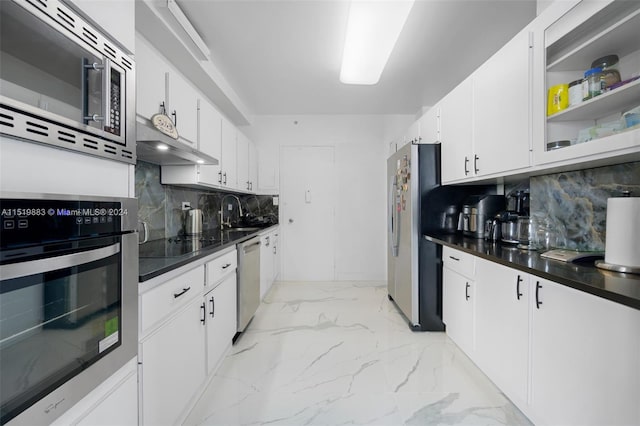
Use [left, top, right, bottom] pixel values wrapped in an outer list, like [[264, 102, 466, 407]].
[[220, 194, 244, 229]]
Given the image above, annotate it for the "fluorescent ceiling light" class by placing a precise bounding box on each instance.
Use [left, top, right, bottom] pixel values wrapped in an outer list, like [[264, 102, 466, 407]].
[[340, 0, 415, 85]]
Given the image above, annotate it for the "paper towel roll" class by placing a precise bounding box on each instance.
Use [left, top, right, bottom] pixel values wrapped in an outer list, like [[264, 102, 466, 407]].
[[604, 197, 640, 268]]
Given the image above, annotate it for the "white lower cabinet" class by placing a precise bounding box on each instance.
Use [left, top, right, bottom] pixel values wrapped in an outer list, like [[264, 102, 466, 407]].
[[205, 272, 237, 375], [139, 297, 206, 426], [474, 258, 529, 407], [529, 277, 640, 426], [260, 232, 274, 300], [442, 267, 474, 356], [139, 248, 239, 425], [443, 246, 640, 426]]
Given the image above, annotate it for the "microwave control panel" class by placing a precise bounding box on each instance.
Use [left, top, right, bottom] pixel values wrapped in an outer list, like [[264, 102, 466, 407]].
[[106, 69, 122, 136]]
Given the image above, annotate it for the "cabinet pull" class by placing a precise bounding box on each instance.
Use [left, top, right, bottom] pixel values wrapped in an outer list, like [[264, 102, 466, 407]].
[[218, 171, 222, 184], [221, 263, 231, 270], [449, 256, 460, 261], [464, 157, 469, 175], [535, 281, 542, 309], [516, 275, 523, 300], [223, 172, 227, 185], [210, 296, 215, 318], [474, 155, 479, 174], [200, 302, 206, 324], [171, 110, 177, 127], [465, 282, 470, 301], [173, 287, 191, 298]]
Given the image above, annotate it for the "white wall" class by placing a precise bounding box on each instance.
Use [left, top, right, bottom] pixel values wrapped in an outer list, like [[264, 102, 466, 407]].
[[243, 114, 412, 281]]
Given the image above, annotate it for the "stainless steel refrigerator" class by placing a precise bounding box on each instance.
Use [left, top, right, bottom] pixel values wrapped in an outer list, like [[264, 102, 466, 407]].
[[387, 143, 444, 331]]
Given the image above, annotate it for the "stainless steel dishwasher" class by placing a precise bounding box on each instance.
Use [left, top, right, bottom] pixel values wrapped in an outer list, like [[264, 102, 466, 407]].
[[237, 236, 261, 333]]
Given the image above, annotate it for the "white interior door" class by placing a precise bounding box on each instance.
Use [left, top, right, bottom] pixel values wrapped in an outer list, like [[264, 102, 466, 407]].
[[280, 146, 335, 281]]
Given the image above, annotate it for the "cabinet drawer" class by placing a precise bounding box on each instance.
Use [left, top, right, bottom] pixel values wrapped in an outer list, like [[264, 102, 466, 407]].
[[443, 246, 475, 278], [207, 249, 237, 287], [140, 266, 204, 333]]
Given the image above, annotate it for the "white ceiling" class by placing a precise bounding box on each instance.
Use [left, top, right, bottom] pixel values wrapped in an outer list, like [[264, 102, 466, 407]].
[[176, 0, 537, 116]]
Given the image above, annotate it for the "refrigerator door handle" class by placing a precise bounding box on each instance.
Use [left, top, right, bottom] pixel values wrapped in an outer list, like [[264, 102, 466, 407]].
[[390, 175, 400, 257]]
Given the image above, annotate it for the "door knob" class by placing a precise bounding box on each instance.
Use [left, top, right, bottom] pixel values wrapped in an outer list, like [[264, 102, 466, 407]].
[[288, 218, 294, 224]]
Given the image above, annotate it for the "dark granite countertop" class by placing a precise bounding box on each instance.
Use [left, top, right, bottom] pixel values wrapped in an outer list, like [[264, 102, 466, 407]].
[[425, 234, 640, 310], [139, 225, 278, 282]]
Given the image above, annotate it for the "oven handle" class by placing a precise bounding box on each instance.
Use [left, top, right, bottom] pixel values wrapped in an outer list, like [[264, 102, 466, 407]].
[[0, 243, 120, 281]]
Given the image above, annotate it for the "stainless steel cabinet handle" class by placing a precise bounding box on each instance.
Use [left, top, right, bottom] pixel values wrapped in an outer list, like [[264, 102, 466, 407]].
[[516, 275, 523, 300], [173, 287, 191, 298], [1, 243, 120, 280], [221, 263, 232, 270], [464, 157, 469, 175], [465, 282, 470, 301], [200, 302, 206, 324], [171, 110, 177, 127], [535, 281, 543, 309], [449, 256, 460, 261], [474, 155, 479, 174], [210, 296, 215, 318], [218, 171, 222, 184], [223, 172, 227, 185]]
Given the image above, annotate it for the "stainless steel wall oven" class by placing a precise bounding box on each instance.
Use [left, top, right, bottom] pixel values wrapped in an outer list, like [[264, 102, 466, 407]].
[[0, 0, 136, 164], [0, 193, 138, 425]]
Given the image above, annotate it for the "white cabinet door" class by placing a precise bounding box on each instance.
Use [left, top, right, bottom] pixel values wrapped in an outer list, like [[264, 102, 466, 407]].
[[236, 132, 250, 192], [166, 72, 198, 145], [474, 259, 529, 406], [259, 233, 274, 300], [221, 116, 237, 189], [272, 228, 280, 281], [406, 119, 421, 145], [135, 35, 168, 121], [140, 298, 206, 426], [440, 77, 473, 184], [198, 98, 222, 160], [205, 272, 237, 376], [530, 277, 640, 426], [442, 266, 474, 355], [419, 104, 439, 144], [248, 140, 258, 193], [473, 30, 531, 176]]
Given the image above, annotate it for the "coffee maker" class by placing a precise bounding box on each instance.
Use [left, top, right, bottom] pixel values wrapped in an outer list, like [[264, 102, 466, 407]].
[[458, 195, 505, 239]]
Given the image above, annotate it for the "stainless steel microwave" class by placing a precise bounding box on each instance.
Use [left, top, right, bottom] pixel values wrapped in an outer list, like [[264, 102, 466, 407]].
[[0, 0, 136, 164]]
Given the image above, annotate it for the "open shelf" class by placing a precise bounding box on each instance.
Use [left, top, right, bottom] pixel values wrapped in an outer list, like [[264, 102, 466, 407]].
[[547, 78, 640, 122]]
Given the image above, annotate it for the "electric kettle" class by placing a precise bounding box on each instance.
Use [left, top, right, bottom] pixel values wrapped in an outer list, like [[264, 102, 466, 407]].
[[184, 208, 204, 235]]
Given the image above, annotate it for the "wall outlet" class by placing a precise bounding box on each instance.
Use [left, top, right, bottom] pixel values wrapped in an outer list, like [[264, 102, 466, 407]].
[[273, 196, 279, 206], [182, 202, 191, 210]]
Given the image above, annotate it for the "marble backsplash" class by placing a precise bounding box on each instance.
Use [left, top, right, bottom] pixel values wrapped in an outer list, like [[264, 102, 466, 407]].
[[136, 161, 279, 239], [530, 161, 640, 251]]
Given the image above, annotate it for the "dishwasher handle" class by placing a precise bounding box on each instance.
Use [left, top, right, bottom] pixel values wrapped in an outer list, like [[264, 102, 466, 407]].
[[242, 240, 261, 253]]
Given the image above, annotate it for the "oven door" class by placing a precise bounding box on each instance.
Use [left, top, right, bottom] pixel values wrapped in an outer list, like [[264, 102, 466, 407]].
[[0, 0, 126, 144], [0, 234, 135, 424]]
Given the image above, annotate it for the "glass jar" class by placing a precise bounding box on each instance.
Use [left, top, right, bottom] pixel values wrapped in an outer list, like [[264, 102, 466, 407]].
[[591, 54, 620, 90], [582, 67, 603, 101], [568, 79, 583, 106]]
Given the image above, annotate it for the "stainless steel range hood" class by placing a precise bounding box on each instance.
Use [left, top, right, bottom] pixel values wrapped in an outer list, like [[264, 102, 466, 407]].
[[136, 118, 219, 166]]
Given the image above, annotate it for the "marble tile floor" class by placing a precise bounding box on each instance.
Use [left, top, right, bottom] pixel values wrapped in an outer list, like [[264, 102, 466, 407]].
[[184, 282, 531, 426]]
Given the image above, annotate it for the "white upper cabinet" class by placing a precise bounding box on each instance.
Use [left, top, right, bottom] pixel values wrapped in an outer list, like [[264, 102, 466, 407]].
[[166, 72, 199, 145], [221, 116, 237, 189], [419, 104, 440, 144], [135, 34, 198, 146], [440, 77, 474, 183], [406, 119, 421, 145], [236, 131, 250, 191], [136, 35, 169, 122], [198, 98, 222, 160], [248, 140, 258, 193], [534, 0, 640, 168], [473, 30, 532, 176]]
